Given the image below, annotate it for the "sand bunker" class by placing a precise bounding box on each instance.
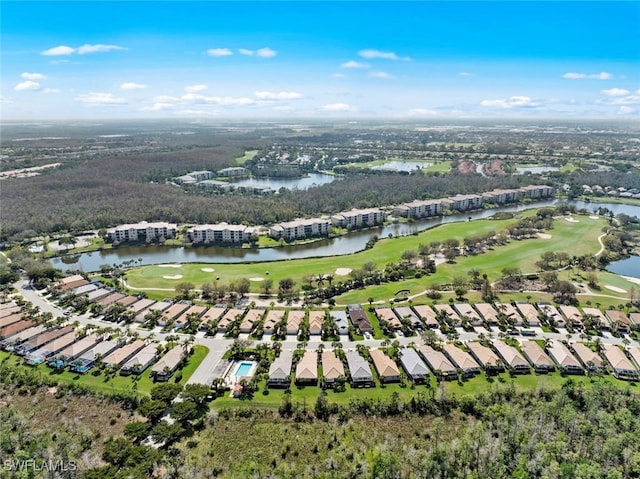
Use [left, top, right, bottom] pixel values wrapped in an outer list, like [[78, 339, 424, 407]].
[[604, 284, 626, 293], [158, 264, 182, 268], [622, 276, 640, 286], [201, 268, 215, 273], [589, 215, 599, 220], [335, 268, 352, 276], [537, 233, 552, 239], [249, 277, 265, 282], [565, 217, 579, 223], [163, 275, 184, 280]]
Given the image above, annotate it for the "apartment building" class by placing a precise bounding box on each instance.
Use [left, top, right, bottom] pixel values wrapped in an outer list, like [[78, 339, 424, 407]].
[[106, 221, 177, 243]]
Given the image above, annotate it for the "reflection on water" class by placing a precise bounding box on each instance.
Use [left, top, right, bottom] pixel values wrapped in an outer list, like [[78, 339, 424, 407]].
[[230, 172, 336, 190]]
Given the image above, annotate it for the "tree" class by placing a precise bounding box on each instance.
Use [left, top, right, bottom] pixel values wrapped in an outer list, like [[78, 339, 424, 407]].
[[151, 422, 185, 446], [171, 401, 198, 424], [175, 281, 195, 300], [261, 278, 273, 296], [182, 383, 211, 406], [137, 399, 167, 423], [123, 421, 151, 442], [150, 383, 182, 405], [314, 392, 330, 421], [235, 278, 251, 298]]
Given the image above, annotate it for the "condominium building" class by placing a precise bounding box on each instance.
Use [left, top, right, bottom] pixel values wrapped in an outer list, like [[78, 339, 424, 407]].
[[106, 221, 177, 243], [269, 218, 330, 241], [393, 199, 443, 219], [187, 223, 257, 244], [331, 208, 386, 229]]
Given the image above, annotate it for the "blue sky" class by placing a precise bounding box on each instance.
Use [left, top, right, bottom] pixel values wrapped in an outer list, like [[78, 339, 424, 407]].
[[2, 1, 639, 120]]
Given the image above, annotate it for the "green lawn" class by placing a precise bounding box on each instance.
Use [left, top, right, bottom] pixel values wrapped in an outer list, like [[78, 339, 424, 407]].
[[234, 150, 258, 164], [0, 345, 208, 397], [211, 370, 636, 410]]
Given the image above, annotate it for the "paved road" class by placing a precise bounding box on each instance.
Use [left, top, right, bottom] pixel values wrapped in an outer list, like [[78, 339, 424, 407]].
[[13, 279, 631, 387]]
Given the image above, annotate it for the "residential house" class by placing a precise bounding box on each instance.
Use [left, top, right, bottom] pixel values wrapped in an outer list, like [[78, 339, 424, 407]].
[[494, 302, 524, 326], [571, 343, 604, 373], [295, 351, 318, 385], [374, 307, 402, 330], [347, 304, 373, 334], [466, 341, 504, 373], [286, 310, 305, 336], [330, 310, 350, 336], [267, 350, 293, 387], [263, 309, 285, 335], [417, 345, 457, 380], [345, 350, 374, 387], [136, 300, 171, 324], [394, 306, 422, 330], [0, 324, 47, 351], [128, 298, 156, 317], [69, 339, 121, 374], [151, 345, 189, 381], [308, 310, 325, 336], [239, 308, 264, 334], [198, 306, 227, 331], [0, 313, 23, 329], [538, 303, 566, 328], [442, 343, 481, 377], [515, 303, 540, 327], [605, 310, 631, 334], [26, 331, 78, 366], [454, 303, 483, 326], [547, 342, 583, 374], [602, 344, 638, 380], [102, 340, 146, 369], [473, 303, 499, 325], [0, 320, 36, 341], [581, 307, 608, 330], [15, 326, 73, 356], [120, 343, 159, 375], [493, 340, 530, 374], [48, 334, 101, 369], [160, 302, 191, 327], [217, 308, 246, 333], [520, 340, 555, 373], [627, 346, 640, 370], [370, 349, 402, 383], [322, 350, 345, 386], [399, 348, 430, 383], [433, 304, 461, 326], [412, 305, 439, 328], [97, 292, 127, 308], [558, 305, 584, 330]]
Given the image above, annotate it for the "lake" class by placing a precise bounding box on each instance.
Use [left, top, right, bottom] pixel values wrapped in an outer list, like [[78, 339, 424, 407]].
[[516, 166, 560, 174], [606, 256, 640, 279], [230, 172, 337, 191], [372, 160, 433, 172]]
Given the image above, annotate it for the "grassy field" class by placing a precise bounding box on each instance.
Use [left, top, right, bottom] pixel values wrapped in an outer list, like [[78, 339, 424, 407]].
[[211, 370, 635, 410], [0, 345, 208, 397], [234, 149, 258, 164]]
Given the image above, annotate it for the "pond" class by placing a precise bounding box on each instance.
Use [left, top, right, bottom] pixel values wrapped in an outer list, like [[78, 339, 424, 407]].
[[606, 256, 640, 279], [371, 160, 433, 172], [230, 172, 337, 191]]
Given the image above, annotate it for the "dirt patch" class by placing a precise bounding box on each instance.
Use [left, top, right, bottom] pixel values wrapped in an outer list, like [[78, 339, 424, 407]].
[[335, 268, 352, 276], [537, 233, 552, 239], [163, 274, 184, 280], [201, 268, 215, 272], [604, 285, 626, 293]]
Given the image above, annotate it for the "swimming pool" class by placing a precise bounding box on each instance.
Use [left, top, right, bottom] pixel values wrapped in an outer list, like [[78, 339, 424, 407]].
[[235, 361, 254, 377]]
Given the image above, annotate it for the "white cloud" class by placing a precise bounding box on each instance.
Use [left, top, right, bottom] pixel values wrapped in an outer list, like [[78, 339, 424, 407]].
[[14, 80, 41, 91], [181, 93, 255, 106], [321, 102, 351, 111], [601, 88, 630, 97], [21, 72, 47, 81], [207, 48, 233, 57], [120, 82, 148, 91], [184, 84, 208, 93], [42, 88, 61, 94], [406, 108, 439, 117], [341, 60, 370, 69], [458, 72, 473, 77], [42, 44, 125, 56], [140, 102, 175, 112], [562, 71, 612, 80], [618, 106, 636, 115], [254, 91, 303, 100], [368, 71, 394, 79], [480, 96, 538, 108], [331, 73, 346, 78], [358, 49, 410, 61], [0, 95, 14, 104], [256, 47, 277, 58], [238, 49, 254, 56], [75, 92, 126, 105], [77, 44, 126, 54], [41, 45, 75, 56]]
